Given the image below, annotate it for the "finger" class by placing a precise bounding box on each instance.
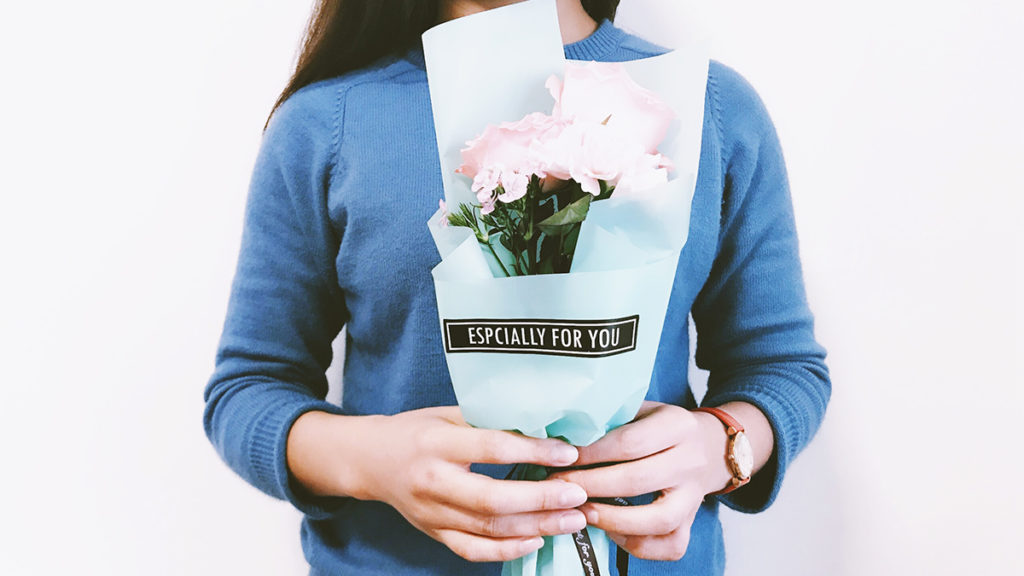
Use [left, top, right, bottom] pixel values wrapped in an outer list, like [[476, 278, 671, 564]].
[[610, 526, 693, 562], [574, 404, 692, 466], [433, 529, 545, 563], [430, 472, 589, 515], [438, 505, 588, 538], [440, 427, 580, 468], [550, 449, 684, 497], [426, 405, 470, 424], [579, 489, 691, 536]]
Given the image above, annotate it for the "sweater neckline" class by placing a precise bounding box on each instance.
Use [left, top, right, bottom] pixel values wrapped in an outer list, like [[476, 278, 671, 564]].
[[563, 19, 625, 61], [403, 18, 626, 70]]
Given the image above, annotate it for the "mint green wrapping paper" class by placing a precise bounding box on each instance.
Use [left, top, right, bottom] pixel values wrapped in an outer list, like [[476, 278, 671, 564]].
[[422, 1, 708, 574]]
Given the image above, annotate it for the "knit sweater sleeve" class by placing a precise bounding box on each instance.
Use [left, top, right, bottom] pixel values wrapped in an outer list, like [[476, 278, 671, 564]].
[[203, 82, 351, 519], [693, 62, 831, 513]]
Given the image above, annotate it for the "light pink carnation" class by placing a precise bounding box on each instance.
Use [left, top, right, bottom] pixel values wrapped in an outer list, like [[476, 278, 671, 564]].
[[497, 171, 530, 203], [480, 196, 497, 215], [439, 198, 449, 227]]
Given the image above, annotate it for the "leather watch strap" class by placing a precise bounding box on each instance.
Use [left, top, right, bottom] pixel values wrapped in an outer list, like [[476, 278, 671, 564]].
[[693, 406, 750, 496], [692, 406, 744, 433]]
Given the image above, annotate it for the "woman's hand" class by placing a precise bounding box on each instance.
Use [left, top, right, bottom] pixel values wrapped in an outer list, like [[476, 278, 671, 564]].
[[287, 407, 589, 562], [547, 401, 767, 562]]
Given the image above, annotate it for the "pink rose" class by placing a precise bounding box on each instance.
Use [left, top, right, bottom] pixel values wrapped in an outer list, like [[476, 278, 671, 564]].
[[546, 61, 675, 155], [615, 152, 673, 195], [540, 122, 622, 194], [539, 120, 672, 195]]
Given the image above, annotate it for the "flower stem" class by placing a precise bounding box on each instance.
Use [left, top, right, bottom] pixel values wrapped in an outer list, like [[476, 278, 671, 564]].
[[484, 241, 512, 277]]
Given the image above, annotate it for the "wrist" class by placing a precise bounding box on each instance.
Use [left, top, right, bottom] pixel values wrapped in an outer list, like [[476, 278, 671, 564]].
[[692, 410, 735, 495], [287, 410, 378, 500], [339, 414, 389, 502]]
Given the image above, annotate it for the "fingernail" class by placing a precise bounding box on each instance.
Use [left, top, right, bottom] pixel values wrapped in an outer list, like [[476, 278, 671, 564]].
[[581, 505, 599, 525], [559, 511, 587, 533], [551, 443, 578, 465], [521, 537, 545, 553], [560, 484, 588, 507]]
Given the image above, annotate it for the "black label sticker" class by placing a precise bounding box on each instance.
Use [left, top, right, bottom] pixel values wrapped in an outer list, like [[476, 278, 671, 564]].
[[443, 316, 639, 358]]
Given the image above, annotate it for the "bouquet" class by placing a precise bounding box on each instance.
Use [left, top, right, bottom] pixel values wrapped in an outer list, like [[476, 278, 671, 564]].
[[423, 1, 709, 574], [440, 59, 677, 277]]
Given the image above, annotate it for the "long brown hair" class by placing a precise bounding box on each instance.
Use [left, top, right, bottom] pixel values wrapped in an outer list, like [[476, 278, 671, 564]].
[[266, 0, 620, 129]]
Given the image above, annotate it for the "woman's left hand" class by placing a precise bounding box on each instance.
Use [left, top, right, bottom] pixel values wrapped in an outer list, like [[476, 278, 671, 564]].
[[546, 401, 736, 562]]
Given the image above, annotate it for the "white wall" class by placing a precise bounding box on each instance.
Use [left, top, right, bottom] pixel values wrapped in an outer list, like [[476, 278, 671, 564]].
[[1, 1, 1020, 574], [617, 2, 1024, 574]]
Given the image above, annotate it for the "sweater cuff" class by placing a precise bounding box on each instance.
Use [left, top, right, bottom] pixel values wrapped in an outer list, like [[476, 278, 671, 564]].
[[700, 374, 803, 514], [249, 392, 351, 519]]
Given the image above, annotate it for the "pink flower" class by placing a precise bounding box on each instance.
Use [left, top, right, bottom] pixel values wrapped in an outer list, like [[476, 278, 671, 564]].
[[541, 123, 619, 194], [480, 196, 496, 215], [546, 61, 675, 155], [471, 167, 502, 203], [497, 171, 530, 203], [439, 198, 449, 227], [539, 120, 672, 196], [457, 112, 565, 204], [616, 152, 673, 195], [456, 62, 676, 204]]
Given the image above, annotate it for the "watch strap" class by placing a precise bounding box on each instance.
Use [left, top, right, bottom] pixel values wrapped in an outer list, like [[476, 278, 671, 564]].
[[693, 406, 751, 496], [692, 406, 744, 433]]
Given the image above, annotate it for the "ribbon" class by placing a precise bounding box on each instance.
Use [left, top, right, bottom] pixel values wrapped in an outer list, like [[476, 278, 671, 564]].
[[571, 526, 600, 576], [590, 497, 632, 575]]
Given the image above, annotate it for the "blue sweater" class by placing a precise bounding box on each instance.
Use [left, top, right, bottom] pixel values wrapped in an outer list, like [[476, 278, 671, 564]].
[[204, 19, 830, 576]]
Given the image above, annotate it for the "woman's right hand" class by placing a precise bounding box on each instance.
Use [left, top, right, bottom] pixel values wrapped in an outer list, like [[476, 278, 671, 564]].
[[287, 407, 589, 562]]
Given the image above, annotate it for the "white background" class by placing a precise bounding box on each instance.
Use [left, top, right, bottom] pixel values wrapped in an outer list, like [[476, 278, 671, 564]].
[[1, 1, 1021, 574]]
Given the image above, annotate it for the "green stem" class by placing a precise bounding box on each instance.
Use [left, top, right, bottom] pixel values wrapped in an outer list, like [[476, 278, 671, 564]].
[[514, 246, 526, 276], [558, 231, 567, 273], [528, 240, 535, 276], [511, 224, 527, 276], [528, 185, 538, 275], [507, 231, 525, 276], [484, 240, 512, 278]]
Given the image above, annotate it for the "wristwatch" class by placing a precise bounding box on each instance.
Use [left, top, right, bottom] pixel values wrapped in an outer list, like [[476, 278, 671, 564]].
[[692, 406, 754, 495]]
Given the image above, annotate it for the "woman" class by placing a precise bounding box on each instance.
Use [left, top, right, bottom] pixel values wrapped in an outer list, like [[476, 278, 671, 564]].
[[203, 0, 831, 574]]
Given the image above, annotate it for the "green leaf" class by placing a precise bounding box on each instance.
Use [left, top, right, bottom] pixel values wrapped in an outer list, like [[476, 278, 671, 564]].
[[537, 194, 592, 237], [563, 222, 581, 255], [446, 203, 477, 230]]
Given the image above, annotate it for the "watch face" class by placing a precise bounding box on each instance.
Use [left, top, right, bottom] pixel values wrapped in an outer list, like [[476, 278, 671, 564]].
[[731, 431, 754, 478]]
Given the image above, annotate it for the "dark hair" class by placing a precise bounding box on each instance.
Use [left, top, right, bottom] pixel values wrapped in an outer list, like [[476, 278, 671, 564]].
[[266, 0, 620, 129]]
